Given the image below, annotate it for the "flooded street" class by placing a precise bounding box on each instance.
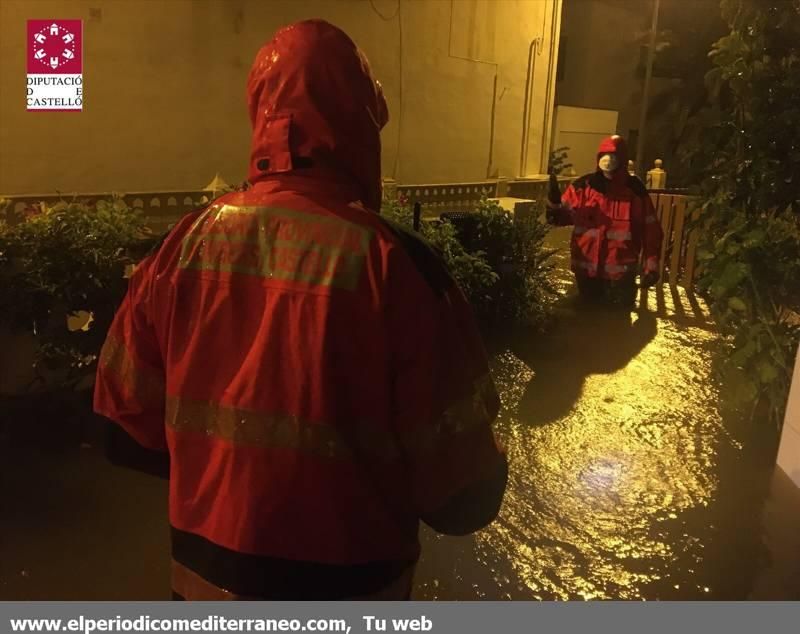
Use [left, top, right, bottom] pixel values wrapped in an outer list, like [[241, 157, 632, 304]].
[[414, 228, 797, 600], [416, 290, 727, 599], [1, 229, 798, 600]]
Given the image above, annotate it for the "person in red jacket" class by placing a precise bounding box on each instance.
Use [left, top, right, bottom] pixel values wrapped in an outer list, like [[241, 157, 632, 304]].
[[94, 19, 507, 601], [547, 135, 663, 308]]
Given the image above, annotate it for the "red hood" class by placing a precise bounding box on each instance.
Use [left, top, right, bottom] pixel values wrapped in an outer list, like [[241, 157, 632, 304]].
[[597, 135, 628, 185], [246, 20, 389, 210]]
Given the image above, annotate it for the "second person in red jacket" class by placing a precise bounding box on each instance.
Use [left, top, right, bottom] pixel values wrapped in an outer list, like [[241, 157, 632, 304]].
[[547, 135, 663, 309]]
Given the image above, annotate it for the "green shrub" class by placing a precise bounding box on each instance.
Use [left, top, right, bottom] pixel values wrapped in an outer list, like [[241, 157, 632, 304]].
[[0, 197, 157, 391], [461, 198, 557, 328], [691, 0, 800, 428], [380, 197, 499, 308], [548, 146, 573, 176], [380, 197, 556, 329]]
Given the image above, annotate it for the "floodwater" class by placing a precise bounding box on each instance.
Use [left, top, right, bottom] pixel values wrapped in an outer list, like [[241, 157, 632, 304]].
[[1, 227, 798, 600], [413, 228, 799, 600]]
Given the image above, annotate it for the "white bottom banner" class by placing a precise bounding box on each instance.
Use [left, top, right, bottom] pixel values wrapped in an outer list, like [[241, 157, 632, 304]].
[[1, 602, 799, 634]]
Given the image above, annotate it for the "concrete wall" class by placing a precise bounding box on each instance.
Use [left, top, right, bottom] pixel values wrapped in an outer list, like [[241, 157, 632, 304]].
[[777, 344, 800, 489], [552, 105, 618, 176], [0, 0, 561, 195]]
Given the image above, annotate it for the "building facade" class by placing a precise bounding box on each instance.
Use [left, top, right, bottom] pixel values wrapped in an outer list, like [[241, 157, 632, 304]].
[[0, 0, 562, 195]]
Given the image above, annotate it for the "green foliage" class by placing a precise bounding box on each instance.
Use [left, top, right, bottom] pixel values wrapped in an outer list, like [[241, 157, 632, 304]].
[[548, 146, 573, 176], [381, 197, 557, 330], [380, 197, 499, 308], [462, 199, 557, 328], [637, 3, 727, 185], [691, 0, 800, 428], [0, 197, 157, 390]]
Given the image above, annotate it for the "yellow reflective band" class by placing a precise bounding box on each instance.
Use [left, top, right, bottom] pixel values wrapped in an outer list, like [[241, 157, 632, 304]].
[[165, 396, 399, 462], [98, 335, 165, 405], [178, 205, 373, 291], [604, 263, 633, 274]]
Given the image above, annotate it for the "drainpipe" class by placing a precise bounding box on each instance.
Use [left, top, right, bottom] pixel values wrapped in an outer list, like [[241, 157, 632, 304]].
[[519, 37, 542, 178], [486, 73, 499, 178], [538, 0, 561, 175]]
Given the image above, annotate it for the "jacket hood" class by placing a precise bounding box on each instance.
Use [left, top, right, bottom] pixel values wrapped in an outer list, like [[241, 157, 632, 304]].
[[246, 20, 389, 211], [597, 135, 629, 185]]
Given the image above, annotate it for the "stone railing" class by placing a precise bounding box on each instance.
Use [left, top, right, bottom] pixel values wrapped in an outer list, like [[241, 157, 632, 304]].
[[2, 174, 680, 238], [2, 190, 214, 233], [3, 176, 572, 229], [507, 177, 552, 201], [394, 180, 500, 215], [391, 176, 573, 217]]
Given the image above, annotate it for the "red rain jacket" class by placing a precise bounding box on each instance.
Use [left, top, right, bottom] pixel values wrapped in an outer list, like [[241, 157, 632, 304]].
[[94, 20, 505, 600], [551, 136, 663, 280]]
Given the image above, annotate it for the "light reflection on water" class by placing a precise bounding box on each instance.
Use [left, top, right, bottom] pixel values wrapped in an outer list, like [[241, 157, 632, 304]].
[[415, 228, 740, 600]]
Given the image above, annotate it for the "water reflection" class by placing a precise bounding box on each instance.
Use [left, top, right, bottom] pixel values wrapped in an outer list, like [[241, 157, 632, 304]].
[[416, 263, 732, 600]]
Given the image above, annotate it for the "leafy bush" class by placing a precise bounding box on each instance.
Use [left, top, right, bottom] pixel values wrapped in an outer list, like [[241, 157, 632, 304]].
[[381, 197, 556, 329], [691, 0, 800, 428], [0, 197, 157, 391], [381, 197, 499, 308], [548, 146, 573, 176], [460, 199, 557, 328]]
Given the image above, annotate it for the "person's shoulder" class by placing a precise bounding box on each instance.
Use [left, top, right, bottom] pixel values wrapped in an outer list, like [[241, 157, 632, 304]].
[[374, 215, 455, 298], [570, 173, 594, 190], [141, 204, 210, 275], [625, 174, 648, 197]]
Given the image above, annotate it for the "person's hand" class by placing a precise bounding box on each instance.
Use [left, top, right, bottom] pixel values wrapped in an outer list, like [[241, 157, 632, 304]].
[[641, 270, 660, 288]]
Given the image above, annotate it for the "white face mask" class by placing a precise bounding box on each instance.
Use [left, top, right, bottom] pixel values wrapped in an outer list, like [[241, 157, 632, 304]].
[[598, 153, 618, 177]]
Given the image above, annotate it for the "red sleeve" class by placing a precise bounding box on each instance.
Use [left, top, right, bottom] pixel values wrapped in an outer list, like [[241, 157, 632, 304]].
[[552, 183, 582, 226], [387, 246, 505, 517], [641, 193, 663, 273], [93, 256, 167, 450]]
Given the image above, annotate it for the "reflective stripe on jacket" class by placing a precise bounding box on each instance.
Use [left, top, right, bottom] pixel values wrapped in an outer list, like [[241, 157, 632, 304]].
[[551, 137, 663, 281]]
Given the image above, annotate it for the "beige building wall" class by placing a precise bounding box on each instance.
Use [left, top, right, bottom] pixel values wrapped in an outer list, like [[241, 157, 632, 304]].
[[552, 105, 618, 176], [0, 0, 561, 195]]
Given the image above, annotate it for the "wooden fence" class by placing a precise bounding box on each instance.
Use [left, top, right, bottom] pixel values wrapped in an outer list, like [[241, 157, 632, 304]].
[[649, 191, 702, 289]]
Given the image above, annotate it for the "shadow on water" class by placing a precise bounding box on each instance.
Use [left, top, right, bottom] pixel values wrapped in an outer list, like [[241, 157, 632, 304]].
[[510, 299, 658, 428]]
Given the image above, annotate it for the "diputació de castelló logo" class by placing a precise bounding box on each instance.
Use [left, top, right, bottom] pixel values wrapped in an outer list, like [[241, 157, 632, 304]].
[[27, 20, 83, 111]]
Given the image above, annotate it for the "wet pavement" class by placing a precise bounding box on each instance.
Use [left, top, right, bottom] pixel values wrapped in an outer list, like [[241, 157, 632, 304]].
[[2, 227, 799, 600]]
